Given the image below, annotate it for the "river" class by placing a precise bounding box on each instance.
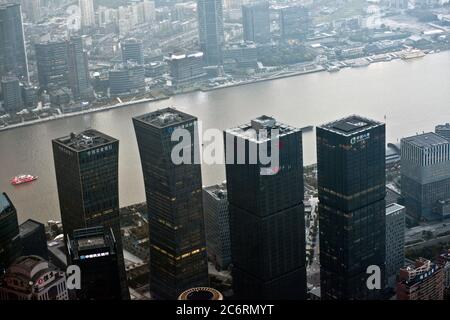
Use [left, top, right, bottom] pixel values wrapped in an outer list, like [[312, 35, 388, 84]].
[[1, 51, 449, 223]]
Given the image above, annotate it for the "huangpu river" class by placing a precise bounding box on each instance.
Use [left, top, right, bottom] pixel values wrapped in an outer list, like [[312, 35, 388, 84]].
[[1, 51, 449, 223]]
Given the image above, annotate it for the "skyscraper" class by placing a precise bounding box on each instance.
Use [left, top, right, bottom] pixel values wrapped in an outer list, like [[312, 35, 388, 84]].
[[121, 38, 144, 65], [1, 76, 23, 113], [67, 36, 91, 99], [165, 51, 207, 88], [278, 5, 310, 40], [242, 1, 271, 43], [79, 0, 95, 28], [202, 183, 231, 271], [19, 219, 49, 260], [197, 0, 224, 66], [35, 40, 70, 90], [396, 258, 444, 300], [67, 226, 122, 300], [133, 107, 209, 299], [401, 132, 450, 221], [52, 129, 129, 299], [317, 115, 386, 300], [385, 203, 405, 289], [0, 4, 29, 82], [0, 256, 69, 300], [0, 193, 22, 274], [224, 116, 307, 299]]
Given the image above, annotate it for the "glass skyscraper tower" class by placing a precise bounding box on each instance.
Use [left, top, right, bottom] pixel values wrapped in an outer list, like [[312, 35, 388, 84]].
[[317, 115, 386, 300], [133, 107, 208, 300]]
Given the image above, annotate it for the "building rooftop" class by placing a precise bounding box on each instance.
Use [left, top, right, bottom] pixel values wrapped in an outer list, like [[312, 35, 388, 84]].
[[133, 107, 196, 128], [402, 132, 449, 148], [53, 129, 117, 152], [19, 219, 44, 238], [166, 51, 203, 61], [386, 203, 405, 216], [436, 123, 450, 131], [204, 183, 228, 200], [225, 115, 300, 143], [69, 227, 116, 259], [319, 115, 383, 136]]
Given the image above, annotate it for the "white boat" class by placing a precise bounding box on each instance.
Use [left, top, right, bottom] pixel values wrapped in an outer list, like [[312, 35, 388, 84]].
[[400, 49, 425, 60]]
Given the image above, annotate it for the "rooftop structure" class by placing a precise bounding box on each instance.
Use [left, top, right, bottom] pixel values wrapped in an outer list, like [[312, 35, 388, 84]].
[[53, 129, 117, 152], [318, 115, 383, 136], [133, 107, 196, 128]]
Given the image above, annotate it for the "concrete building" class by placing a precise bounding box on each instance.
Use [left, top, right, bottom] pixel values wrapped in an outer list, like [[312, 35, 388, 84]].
[[0, 4, 29, 82], [197, 0, 224, 66], [202, 183, 231, 271], [79, 0, 95, 28], [108, 63, 145, 96], [1, 75, 23, 113], [401, 132, 450, 221], [385, 203, 405, 289], [225, 115, 307, 299], [396, 258, 444, 300], [435, 123, 450, 141], [0, 256, 69, 300], [165, 51, 206, 87]]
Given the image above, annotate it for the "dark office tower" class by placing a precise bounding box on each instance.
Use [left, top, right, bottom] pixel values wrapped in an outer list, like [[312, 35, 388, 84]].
[[279, 5, 310, 40], [35, 40, 69, 90], [133, 108, 209, 300], [401, 133, 450, 221], [67, 37, 91, 99], [52, 129, 129, 299], [0, 193, 22, 273], [1, 75, 23, 112], [242, 1, 271, 44], [19, 219, 48, 260], [67, 227, 122, 300], [224, 116, 307, 300], [0, 4, 29, 82], [317, 115, 386, 300], [121, 38, 144, 65], [197, 0, 224, 66]]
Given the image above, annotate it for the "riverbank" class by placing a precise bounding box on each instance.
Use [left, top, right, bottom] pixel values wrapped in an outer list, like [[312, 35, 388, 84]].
[[0, 95, 170, 132]]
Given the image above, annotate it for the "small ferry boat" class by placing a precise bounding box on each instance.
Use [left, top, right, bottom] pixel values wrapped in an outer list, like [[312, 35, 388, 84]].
[[10, 174, 38, 185]]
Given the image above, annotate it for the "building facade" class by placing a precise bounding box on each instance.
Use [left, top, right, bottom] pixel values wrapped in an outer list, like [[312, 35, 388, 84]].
[[435, 123, 450, 141], [278, 5, 310, 40], [0, 193, 22, 274], [0, 256, 68, 300], [242, 1, 271, 44], [133, 108, 209, 299], [52, 129, 129, 299], [67, 226, 122, 300], [224, 115, 307, 299], [121, 38, 144, 65], [165, 51, 206, 87], [396, 258, 444, 300], [197, 0, 224, 66], [67, 37, 92, 99], [35, 40, 70, 90], [19, 219, 48, 260], [401, 132, 450, 221], [1, 76, 23, 112], [385, 203, 405, 289], [0, 4, 29, 82], [317, 115, 386, 300], [202, 183, 231, 271], [108, 63, 145, 96]]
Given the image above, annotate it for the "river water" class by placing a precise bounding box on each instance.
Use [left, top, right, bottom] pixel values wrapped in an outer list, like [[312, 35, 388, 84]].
[[1, 51, 449, 223]]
